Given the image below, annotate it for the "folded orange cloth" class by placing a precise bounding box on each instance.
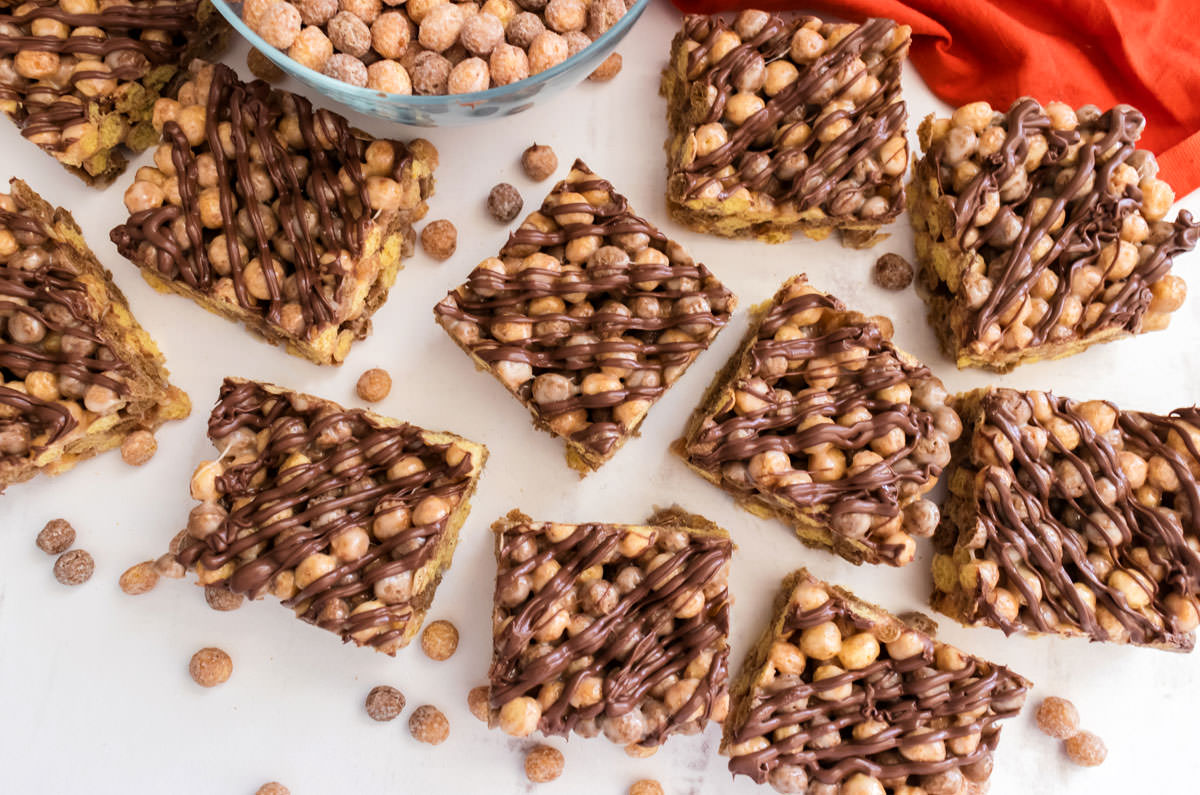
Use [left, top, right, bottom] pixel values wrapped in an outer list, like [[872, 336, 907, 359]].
[[669, 0, 1200, 196]]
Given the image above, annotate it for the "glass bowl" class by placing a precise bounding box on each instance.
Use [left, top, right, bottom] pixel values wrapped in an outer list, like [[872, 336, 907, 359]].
[[210, 0, 650, 126]]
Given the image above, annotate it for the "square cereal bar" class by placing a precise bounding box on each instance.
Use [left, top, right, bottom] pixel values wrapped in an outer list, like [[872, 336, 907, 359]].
[[911, 99, 1199, 372], [110, 62, 436, 365], [725, 569, 1028, 794], [931, 386, 1200, 651], [0, 178, 189, 492], [675, 274, 958, 566], [488, 507, 732, 750], [661, 11, 910, 247], [434, 159, 735, 473], [0, 0, 228, 185], [174, 377, 487, 655]]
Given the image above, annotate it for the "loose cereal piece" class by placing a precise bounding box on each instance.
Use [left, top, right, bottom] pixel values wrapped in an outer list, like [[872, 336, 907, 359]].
[[488, 507, 732, 746], [912, 99, 1198, 371], [661, 13, 911, 247], [357, 368, 393, 402], [487, 183, 523, 222], [725, 569, 1029, 793], [120, 430, 157, 466], [421, 219, 458, 260], [588, 52, 622, 82], [435, 160, 736, 473], [324, 52, 369, 86], [0, 181, 190, 492], [170, 378, 487, 654], [421, 619, 459, 660], [675, 274, 953, 566], [256, 784, 290, 795], [0, 0, 229, 185], [468, 685, 490, 721], [409, 705, 450, 744], [520, 144, 557, 181], [248, 48, 286, 82], [54, 549, 95, 586], [205, 584, 245, 611], [872, 252, 913, 290], [366, 684, 406, 721], [189, 646, 233, 687], [524, 744, 564, 783], [629, 781, 664, 795], [110, 63, 437, 366], [1036, 696, 1080, 740], [1065, 730, 1107, 767], [119, 561, 159, 595], [155, 553, 187, 579], [932, 388, 1200, 649], [37, 519, 76, 555]]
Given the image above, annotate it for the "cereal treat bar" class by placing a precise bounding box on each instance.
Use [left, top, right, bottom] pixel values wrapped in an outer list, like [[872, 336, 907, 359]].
[[675, 275, 958, 566], [932, 386, 1200, 651], [0, 179, 189, 492], [911, 99, 1199, 372], [0, 0, 228, 185], [661, 11, 910, 247], [110, 62, 437, 365], [488, 507, 732, 751], [434, 159, 735, 473], [725, 569, 1029, 794], [174, 378, 487, 655]]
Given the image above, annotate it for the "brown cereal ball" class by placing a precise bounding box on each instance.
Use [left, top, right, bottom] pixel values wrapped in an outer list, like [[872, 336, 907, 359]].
[[588, 52, 621, 82], [524, 744, 564, 783], [411, 50, 452, 94], [489, 42, 529, 85], [323, 53, 368, 86], [189, 647, 233, 687], [506, 10, 544, 48], [37, 518, 76, 555], [873, 252, 913, 290], [585, 0, 624, 38], [370, 11, 411, 58], [256, 784, 289, 795], [544, 0, 585, 32], [516, 0, 547, 10], [294, 0, 336, 24], [1035, 696, 1080, 740], [367, 59, 412, 93], [419, 2, 465, 51], [468, 685, 490, 722], [357, 368, 392, 402], [120, 429, 157, 466], [339, 0, 381, 22], [365, 684, 406, 721], [205, 583, 246, 611], [256, 1, 303, 49], [288, 25, 334, 71], [487, 182, 523, 222], [328, 10, 372, 56], [460, 11, 504, 56], [421, 219, 457, 260], [119, 561, 159, 595], [1065, 730, 1107, 767], [54, 549, 94, 586], [448, 56, 490, 93], [421, 619, 460, 660], [629, 781, 664, 795], [521, 143, 557, 181], [409, 704, 450, 744], [247, 48, 285, 81], [528, 30, 567, 73]]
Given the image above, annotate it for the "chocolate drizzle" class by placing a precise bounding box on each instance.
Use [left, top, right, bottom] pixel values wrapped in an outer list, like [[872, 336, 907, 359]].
[[177, 379, 479, 651], [676, 14, 907, 216]]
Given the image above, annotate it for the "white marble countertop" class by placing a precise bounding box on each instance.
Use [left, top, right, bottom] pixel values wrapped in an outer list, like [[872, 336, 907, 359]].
[[1, 3, 1198, 793]]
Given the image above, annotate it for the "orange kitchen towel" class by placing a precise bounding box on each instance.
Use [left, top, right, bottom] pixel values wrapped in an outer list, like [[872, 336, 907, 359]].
[[669, 0, 1200, 196]]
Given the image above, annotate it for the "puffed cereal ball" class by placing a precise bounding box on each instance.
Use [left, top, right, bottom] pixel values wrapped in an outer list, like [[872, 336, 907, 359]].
[[489, 42, 529, 85], [524, 744, 565, 783], [365, 685, 406, 721], [487, 183, 523, 222], [118, 561, 159, 595], [256, 1, 303, 49], [1065, 730, 1107, 767], [528, 30, 567, 73], [588, 52, 621, 82], [411, 50, 452, 94], [1035, 696, 1080, 740], [562, 29, 589, 57], [367, 59, 412, 93], [288, 25, 334, 71], [409, 704, 450, 744], [323, 53, 368, 86], [37, 518, 75, 555], [421, 619, 460, 660], [544, 0, 585, 32], [120, 429, 157, 465], [339, 0, 381, 22], [421, 219, 458, 259], [419, 2, 465, 51], [370, 10, 411, 58], [506, 11, 544, 48], [189, 647, 233, 687], [460, 10, 504, 55], [468, 685, 490, 721], [294, 0, 336, 24], [357, 368, 392, 402], [247, 48, 285, 81], [521, 143, 557, 181], [256, 784, 289, 795], [54, 549, 94, 586], [448, 56, 490, 93], [328, 10, 372, 56]]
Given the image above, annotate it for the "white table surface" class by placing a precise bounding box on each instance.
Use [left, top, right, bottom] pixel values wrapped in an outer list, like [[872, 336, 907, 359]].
[[2, 4, 1198, 793]]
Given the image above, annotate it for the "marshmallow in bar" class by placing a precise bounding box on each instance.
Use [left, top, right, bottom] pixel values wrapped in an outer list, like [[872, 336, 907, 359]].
[[174, 378, 487, 655], [932, 386, 1200, 651], [488, 507, 732, 750], [434, 159, 735, 473], [911, 98, 1199, 372], [110, 62, 436, 365], [0, 178, 189, 492], [661, 11, 911, 247], [0, 0, 228, 185], [675, 275, 958, 566], [725, 569, 1029, 794]]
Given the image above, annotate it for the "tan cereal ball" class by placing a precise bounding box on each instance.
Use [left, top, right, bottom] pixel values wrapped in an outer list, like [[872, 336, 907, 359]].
[[367, 59, 412, 93], [409, 704, 450, 744], [419, 2, 465, 52], [120, 429, 157, 466], [421, 619, 459, 660], [489, 42, 529, 86], [1035, 696, 1080, 740], [447, 56, 490, 93], [328, 10, 372, 56], [528, 30, 568, 74], [118, 561, 159, 595], [562, 29, 590, 56], [365, 685, 406, 721], [36, 518, 75, 555], [294, 0, 336, 24], [460, 11, 504, 55], [288, 26, 334, 71], [356, 368, 392, 401], [421, 219, 457, 260], [54, 549, 94, 585], [189, 647, 233, 687], [370, 10, 411, 58], [524, 744, 564, 783], [544, 0, 585, 32], [520, 143, 556, 181], [323, 53, 368, 85], [247, 48, 286, 81], [205, 583, 246, 611], [256, 784, 290, 795], [629, 781, 664, 795], [1065, 730, 1107, 767], [339, 0, 381, 22], [467, 685, 490, 722], [585, 0, 624, 38], [256, 1, 303, 49], [588, 52, 621, 82]]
